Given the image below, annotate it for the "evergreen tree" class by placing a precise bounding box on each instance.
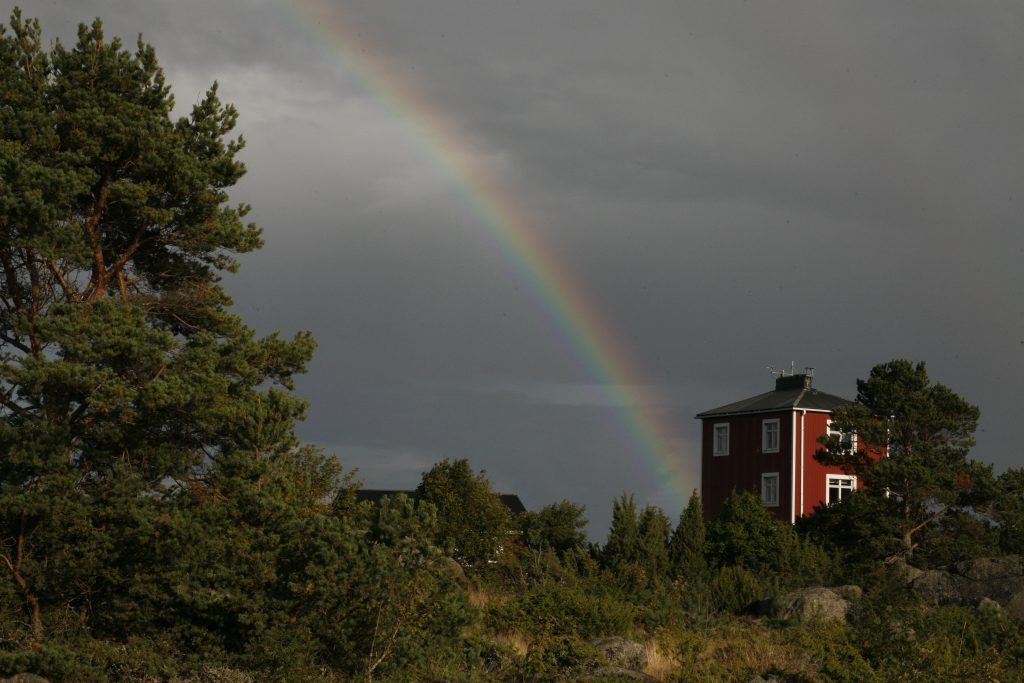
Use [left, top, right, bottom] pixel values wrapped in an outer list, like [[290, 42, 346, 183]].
[[0, 14, 476, 679], [602, 493, 641, 571], [994, 467, 1024, 554], [0, 10, 313, 644], [706, 491, 785, 573], [669, 489, 707, 582], [638, 504, 671, 580], [816, 359, 983, 561]]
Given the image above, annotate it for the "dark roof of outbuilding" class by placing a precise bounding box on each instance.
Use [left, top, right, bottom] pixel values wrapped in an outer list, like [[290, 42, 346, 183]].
[[696, 376, 852, 418], [354, 489, 527, 515]]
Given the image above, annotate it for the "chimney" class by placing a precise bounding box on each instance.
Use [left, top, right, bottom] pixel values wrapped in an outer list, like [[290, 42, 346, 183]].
[[775, 372, 814, 391]]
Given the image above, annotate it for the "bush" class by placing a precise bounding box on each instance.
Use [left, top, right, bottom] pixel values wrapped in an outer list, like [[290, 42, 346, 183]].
[[486, 579, 636, 641], [707, 565, 767, 614]]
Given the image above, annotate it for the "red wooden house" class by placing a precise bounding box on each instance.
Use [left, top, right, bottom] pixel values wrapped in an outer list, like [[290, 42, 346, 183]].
[[696, 370, 859, 523]]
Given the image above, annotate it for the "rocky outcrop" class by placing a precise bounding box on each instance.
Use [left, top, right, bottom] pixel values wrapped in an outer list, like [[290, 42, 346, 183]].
[[910, 555, 1024, 618], [773, 585, 860, 624], [587, 636, 648, 671]]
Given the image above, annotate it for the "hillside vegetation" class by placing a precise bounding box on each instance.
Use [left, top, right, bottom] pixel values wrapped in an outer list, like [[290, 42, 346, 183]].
[[1, 11, 1022, 682]]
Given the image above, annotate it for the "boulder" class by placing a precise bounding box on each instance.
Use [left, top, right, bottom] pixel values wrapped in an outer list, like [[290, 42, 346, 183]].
[[0, 676, 50, 683], [587, 636, 648, 671], [442, 556, 470, 591], [774, 586, 856, 624], [910, 555, 1024, 617]]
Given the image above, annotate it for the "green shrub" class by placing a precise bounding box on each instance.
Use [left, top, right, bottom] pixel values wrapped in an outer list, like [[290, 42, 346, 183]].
[[486, 579, 636, 640], [707, 565, 766, 614], [522, 636, 603, 680]]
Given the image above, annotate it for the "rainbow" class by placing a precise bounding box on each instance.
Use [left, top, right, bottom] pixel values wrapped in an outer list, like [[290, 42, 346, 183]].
[[279, 0, 693, 508]]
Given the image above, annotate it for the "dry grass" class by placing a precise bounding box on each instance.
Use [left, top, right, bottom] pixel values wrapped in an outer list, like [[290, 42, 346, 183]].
[[659, 620, 827, 683], [467, 584, 489, 609], [490, 630, 530, 657], [642, 638, 678, 681], [467, 583, 510, 610]]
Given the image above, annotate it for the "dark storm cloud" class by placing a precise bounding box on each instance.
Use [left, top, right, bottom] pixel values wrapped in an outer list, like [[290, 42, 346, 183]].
[[12, 1, 1024, 536]]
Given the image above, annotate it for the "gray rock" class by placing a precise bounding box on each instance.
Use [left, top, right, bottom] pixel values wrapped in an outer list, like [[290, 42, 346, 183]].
[[0, 675, 50, 683], [587, 636, 648, 671], [774, 586, 856, 624], [1007, 591, 1024, 620], [910, 555, 1024, 616], [442, 556, 470, 591], [979, 597, 1002, 612]]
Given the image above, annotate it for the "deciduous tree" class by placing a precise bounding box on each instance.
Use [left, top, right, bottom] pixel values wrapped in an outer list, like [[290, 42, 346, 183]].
[[415, 458, 512, 564], [521, 499, 588, 556]]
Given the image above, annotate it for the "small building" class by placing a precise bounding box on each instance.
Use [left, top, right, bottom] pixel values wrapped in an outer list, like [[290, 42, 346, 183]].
[[696, 370, 859, 523]]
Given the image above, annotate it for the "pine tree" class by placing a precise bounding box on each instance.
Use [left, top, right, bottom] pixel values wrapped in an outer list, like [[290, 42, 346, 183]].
[[0, 9, 315, 645], [816, 359, 982, 561]]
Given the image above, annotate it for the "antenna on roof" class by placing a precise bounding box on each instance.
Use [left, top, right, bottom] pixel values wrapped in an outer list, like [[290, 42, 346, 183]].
[[768, 362, 807, 378]]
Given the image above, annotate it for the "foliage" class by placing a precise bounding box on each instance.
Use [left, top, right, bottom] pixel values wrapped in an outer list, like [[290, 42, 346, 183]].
[[484, 578, 637, 641], [706, 491, 786, 573], [669, 617, 875, 683], [2, 11, 1020, 681], [520, 499, 588, 557], [797, 492, 905, 579], [415, 458, 513, 565], [0, 11, 473, 680], [993, 467, 1024, 554], [669, 489, 707, 582], [602, 493, 642, 572], [706, 565, 766, 614], [849, 579, 1024, 681], [638, 505, 672, 581], [815, 359, 982, 560], [0, 8, 314, 650]]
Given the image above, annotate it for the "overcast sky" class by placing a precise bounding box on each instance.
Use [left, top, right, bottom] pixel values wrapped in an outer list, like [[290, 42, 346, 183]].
[[14, 1, 1024, 537]]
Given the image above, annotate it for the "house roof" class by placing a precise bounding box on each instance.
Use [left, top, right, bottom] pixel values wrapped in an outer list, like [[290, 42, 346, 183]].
[[695, 374, 852, 418], [354, 489, 527, 515]]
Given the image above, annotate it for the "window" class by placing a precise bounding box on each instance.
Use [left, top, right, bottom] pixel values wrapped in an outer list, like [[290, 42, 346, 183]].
[[761, 472, 779, 507], [826, 475, 856, 504], [826, 420, 855, 451], [713, 423, 729, 456], [762, 418, 780, 453]]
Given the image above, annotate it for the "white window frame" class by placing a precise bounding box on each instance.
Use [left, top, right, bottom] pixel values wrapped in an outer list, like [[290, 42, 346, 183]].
[[826, 474, 856, 504], [826, 419, 856, 451], [713, 423, 729, 456], [761, 472, 780, 507], [762, 418, 780, 453]]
